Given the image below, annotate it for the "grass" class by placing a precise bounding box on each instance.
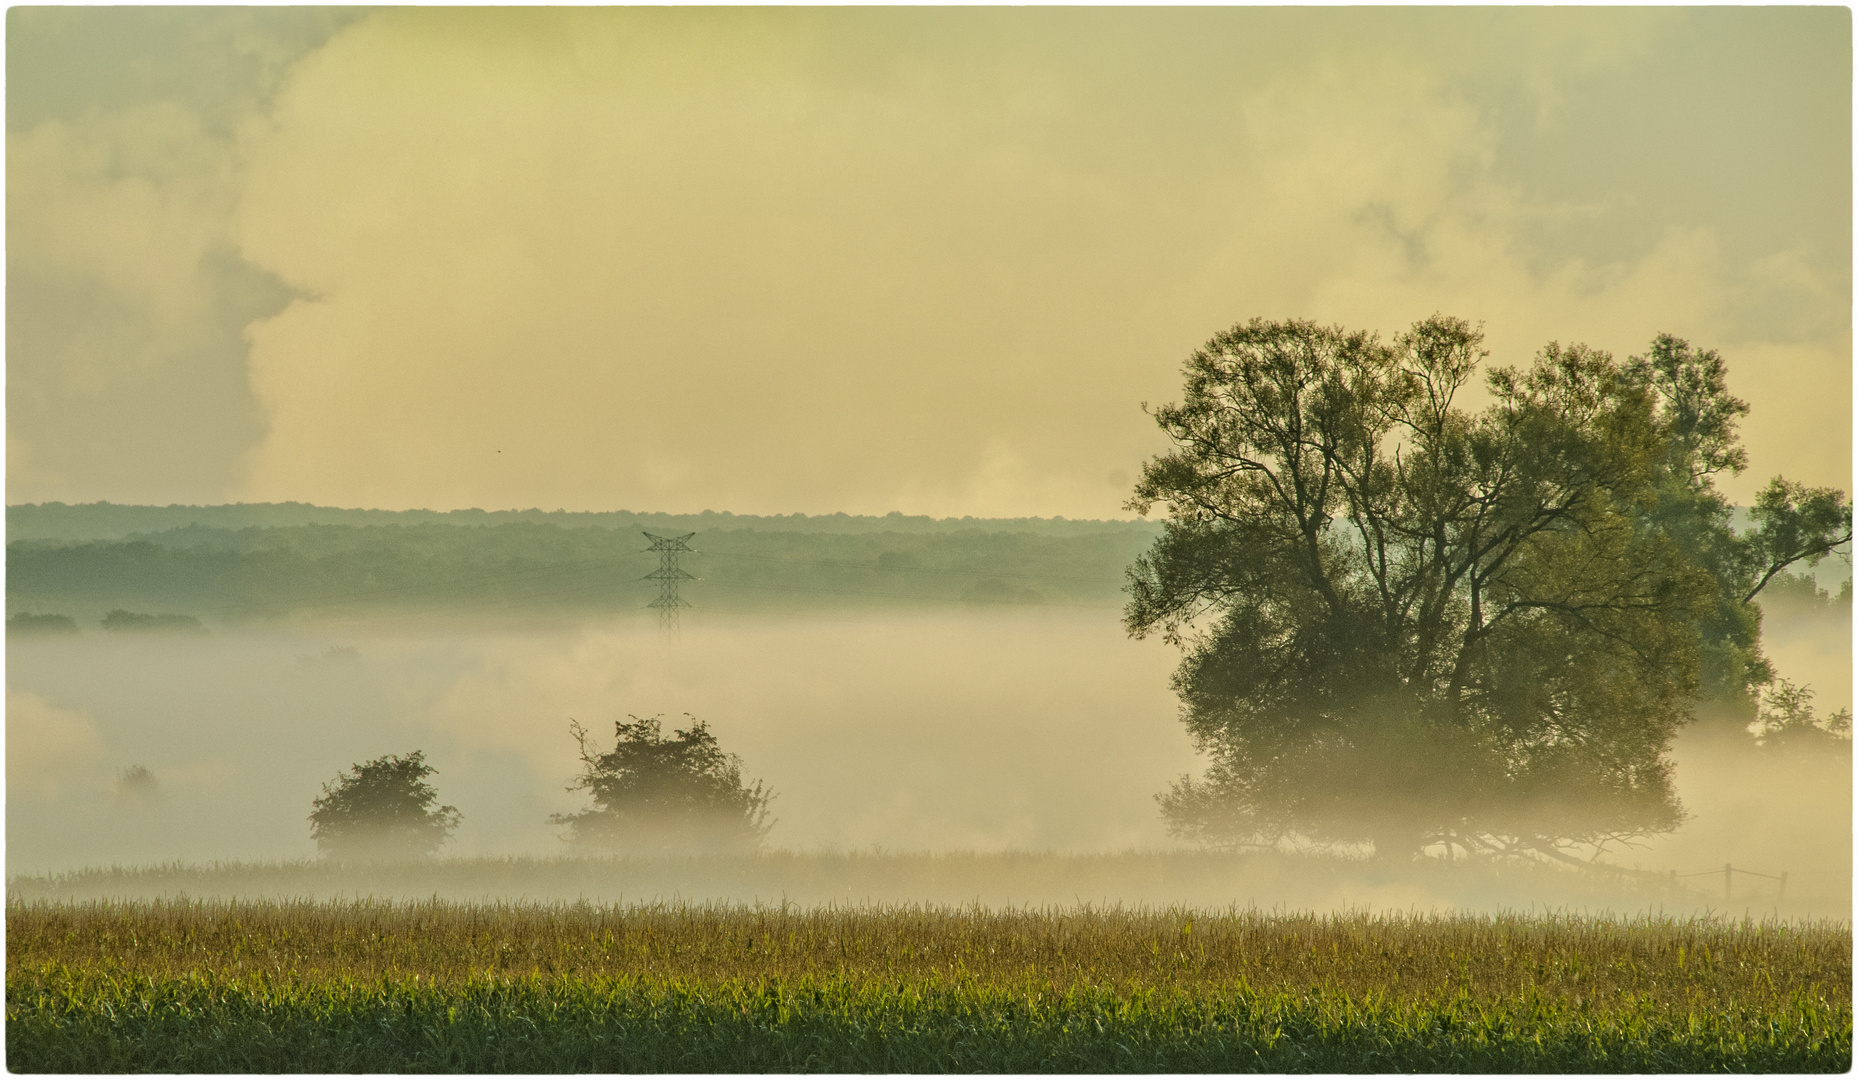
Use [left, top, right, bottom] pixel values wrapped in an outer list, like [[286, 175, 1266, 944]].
[[10, 848, 1812, 915], [7, 898, 1851, 1072]]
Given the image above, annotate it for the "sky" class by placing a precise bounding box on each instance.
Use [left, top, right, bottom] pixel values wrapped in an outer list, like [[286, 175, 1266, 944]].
[[7, 7, 1851, 518]]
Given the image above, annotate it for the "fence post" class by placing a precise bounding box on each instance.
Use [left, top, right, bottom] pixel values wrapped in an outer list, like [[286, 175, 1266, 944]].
[[1724, 863, 1732, 903], [1779, 871, 1787, 903]]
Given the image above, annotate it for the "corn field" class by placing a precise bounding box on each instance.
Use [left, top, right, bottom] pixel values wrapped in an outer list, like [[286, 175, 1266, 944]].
[[7, 899, 1850, 1072]]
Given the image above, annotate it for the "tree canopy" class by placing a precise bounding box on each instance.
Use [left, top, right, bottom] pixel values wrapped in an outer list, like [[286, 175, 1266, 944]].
[[308, 750, 460, 860], [551, 714, 773, 854], [1125, 315, 1849, 860], [1626, 335, 1853, 705]]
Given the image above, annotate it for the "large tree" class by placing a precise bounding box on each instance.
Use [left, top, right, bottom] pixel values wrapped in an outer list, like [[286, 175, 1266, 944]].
[[1126, 315, 1845, 861]]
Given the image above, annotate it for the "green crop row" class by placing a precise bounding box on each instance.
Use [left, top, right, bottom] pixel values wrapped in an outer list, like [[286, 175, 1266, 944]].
[[10, 966, 1851, 1073]]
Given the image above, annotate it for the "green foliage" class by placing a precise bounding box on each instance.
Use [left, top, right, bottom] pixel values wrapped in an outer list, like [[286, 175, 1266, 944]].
[[8, 901, 1850, 1073], [551, 716, 773, 855], [1626, 335, 1853, 705], [5, 611, 78, 636], [1625, 334, 1769, 702], [1743, 478, 1855, 604], [308, 752, 460, 861], [1128, 316, 1724, 857], [15, 970, 1850, 1073]]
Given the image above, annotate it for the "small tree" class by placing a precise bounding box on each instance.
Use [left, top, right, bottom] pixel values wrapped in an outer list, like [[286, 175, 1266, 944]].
[[309, 751, 460, 860], [1750, 680, 1853, 749], [551, 714, 773, 854], [114, 764, 160, 803]]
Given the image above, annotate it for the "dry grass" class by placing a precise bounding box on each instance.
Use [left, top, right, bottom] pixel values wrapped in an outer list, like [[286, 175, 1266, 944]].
[[8, 898, 1846, 1000], [13, 847, 1819, 915]]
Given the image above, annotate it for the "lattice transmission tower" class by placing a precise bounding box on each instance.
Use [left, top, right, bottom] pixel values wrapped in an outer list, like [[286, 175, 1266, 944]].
[[643, 531, 696, 631]]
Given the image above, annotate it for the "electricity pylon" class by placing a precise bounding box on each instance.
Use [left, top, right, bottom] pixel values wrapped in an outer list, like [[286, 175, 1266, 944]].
[[643, 531, 696, 631]]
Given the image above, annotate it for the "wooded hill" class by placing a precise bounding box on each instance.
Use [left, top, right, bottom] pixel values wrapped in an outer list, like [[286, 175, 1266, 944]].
[[6, 503, 1159, 626]]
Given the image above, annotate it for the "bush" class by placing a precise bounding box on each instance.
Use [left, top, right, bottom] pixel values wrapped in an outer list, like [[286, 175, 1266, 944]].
[[551, 715, 773, 855], [309, 751, 460, 861], [114, 765, 160, 803]]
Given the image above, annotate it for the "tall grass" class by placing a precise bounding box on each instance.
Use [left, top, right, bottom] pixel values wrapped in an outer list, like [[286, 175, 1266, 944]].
[[10, 848, 1805, 914], [8, 899, 1850, 1071]]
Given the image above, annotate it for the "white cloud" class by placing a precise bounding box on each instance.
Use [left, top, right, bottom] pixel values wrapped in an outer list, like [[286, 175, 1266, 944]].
[[8, 9, 1842, 512]]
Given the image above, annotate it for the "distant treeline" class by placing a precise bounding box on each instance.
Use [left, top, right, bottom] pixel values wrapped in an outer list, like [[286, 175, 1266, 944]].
[[6, 504, 1160, 625], [7, 502, 1148, 543]]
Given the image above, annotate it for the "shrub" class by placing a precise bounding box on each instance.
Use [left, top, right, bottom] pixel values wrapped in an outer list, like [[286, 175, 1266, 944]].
[[551, 715, 773, 855], [309, 751, 460, 861], [114, 765, 160, 803]]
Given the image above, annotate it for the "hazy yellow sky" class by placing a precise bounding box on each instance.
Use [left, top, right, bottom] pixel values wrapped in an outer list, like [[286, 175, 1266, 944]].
[[7, 7, 1850, 517]]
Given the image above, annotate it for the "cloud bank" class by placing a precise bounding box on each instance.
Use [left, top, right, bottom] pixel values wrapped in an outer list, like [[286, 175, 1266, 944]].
[[8, 8, 1848, 516]]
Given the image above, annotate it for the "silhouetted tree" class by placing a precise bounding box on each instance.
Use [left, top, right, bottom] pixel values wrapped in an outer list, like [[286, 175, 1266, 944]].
[[1750, 680, 1853, 750], [114, 764, 160, 803], [551, 714, 773, 854], [1126, 315, 1833, 861], [309, 751, 460, 860]]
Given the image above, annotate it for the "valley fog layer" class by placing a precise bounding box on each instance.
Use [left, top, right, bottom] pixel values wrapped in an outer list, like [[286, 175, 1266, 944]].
[[8, 608, 1848, 915], [7, 611, 1193, 870]]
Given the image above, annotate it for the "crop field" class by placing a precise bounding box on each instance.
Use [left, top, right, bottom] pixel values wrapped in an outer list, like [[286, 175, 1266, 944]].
[[7, 899, 1850, 1073]]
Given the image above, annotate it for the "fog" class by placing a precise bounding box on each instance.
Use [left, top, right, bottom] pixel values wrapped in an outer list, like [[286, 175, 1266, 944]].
[[7, 606, 1847, 916], [6, 611, 1192, 868], [8, 8, 1847, 925]]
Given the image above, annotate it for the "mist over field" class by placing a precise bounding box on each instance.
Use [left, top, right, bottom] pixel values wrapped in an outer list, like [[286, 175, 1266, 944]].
[[6, 611, 1192, 868], [8, 601, 1848, 916], [4, 9, 1850, 937]]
